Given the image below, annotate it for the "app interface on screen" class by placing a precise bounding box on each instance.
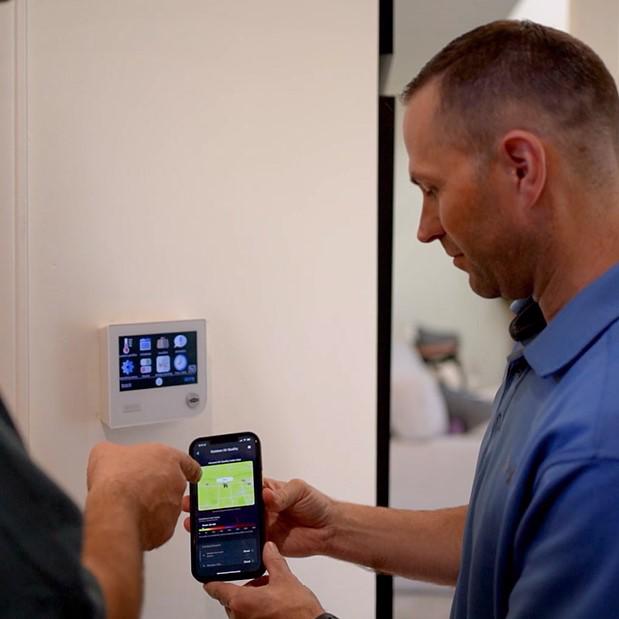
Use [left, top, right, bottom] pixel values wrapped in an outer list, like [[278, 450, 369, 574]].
[[118, 331, 198, 392], [192, 437, 261, 577]]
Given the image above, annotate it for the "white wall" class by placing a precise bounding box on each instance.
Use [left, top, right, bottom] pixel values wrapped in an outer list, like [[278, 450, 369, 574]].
[[5, 1, 378, 617], [570, 0, 619, 84], [0, 0, 16, 412], [510, 0, 569, 30], [382, 0, 518, 96]]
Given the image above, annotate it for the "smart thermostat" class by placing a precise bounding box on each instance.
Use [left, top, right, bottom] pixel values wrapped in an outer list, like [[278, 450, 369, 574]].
[[99, 319, 207, 428]]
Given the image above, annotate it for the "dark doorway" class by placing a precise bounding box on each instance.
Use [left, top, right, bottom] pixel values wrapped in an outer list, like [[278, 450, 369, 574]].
[[376, 94, 395, 619]]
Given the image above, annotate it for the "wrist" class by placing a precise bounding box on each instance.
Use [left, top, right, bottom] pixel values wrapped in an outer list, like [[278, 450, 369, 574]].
[[320, 498, 344, 556], [292, 574, 326, 618], [86, 480, 141, 526], [82, 483, 144, 619], [303, 600, 326, 619]]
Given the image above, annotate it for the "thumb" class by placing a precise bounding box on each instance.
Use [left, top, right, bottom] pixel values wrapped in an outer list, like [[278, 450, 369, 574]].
[[268, 478, 305, 513], [264, 541, 292, 580], [180, 453, 202, 484], [204, 581, 238, 607]]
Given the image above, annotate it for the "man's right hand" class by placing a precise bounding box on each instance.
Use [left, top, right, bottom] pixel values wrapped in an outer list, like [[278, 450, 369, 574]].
[[183, 477, 338, 558], [87, 442, 201, 551], [182, 477, 467, 586], [205, 541, 325, 619], [262, 478, 337, 557]]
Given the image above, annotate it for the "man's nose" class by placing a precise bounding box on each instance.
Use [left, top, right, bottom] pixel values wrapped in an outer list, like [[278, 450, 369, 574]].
[[417, 199, 444, 243]]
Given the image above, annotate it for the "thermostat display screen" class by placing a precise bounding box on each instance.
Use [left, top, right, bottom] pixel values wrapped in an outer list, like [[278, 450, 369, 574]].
[[118, 331, 198, 392]]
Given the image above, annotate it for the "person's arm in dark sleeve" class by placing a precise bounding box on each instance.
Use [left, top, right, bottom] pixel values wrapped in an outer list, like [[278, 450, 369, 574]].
[[81, 441, 201, 619], [0, 421, 105, 618]]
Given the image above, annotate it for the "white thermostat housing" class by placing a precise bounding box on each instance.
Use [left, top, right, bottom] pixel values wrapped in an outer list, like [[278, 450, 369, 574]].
[[99, 319, 207, 428]]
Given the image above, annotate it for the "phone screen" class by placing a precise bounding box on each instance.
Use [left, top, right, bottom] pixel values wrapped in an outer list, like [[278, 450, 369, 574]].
[[189, 432, 265, 582]]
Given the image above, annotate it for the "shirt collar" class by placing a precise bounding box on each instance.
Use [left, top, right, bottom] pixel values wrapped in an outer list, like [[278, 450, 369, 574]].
[[522, 262, 619, 377]]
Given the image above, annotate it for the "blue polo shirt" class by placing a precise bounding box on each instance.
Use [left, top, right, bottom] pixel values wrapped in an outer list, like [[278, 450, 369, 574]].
[[452, 263, 619, 618]]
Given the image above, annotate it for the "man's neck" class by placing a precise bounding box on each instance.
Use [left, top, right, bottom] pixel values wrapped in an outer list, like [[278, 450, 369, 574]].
[[534, 198, 619, 322]]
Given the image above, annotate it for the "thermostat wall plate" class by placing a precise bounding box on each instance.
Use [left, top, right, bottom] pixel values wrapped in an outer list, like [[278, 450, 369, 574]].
[[99, 319, 207, 428]]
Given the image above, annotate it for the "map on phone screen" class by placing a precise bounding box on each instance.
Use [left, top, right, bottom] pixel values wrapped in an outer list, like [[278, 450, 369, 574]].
[[198, 461, 255, 510]]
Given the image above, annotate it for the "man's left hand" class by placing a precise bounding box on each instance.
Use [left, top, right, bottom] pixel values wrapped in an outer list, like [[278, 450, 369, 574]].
[[205, 541, 325, 619]]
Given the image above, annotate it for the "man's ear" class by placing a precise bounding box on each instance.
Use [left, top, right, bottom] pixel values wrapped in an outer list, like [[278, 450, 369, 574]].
[[499, 130, 546, 207]]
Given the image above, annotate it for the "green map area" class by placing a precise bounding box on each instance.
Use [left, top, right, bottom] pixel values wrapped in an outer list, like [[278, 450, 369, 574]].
[[198, 461, 255, 510]]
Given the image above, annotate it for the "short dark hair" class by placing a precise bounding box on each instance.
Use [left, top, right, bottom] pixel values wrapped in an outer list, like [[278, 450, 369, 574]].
[[402, 20, 619, 173]]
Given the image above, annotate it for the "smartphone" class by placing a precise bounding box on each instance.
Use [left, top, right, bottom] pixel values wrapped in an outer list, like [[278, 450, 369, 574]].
[[189, 432, 265, 582]]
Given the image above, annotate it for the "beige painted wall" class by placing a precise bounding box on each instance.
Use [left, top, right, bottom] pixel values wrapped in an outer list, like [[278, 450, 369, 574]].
[[4, 1, 378, 617], [571, 0, 619, 83], [0, 1, 16, 412]]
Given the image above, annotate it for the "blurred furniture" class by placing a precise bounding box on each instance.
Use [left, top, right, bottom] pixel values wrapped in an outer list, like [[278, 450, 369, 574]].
[[415, 326, 466, 389], [390, 337, 494, 611]]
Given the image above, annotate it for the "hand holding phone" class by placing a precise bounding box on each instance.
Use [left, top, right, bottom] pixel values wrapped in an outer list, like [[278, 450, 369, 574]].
[[204, 541, 327, 619], [262, 477, 336, 558], [189, 432, 265, 582]]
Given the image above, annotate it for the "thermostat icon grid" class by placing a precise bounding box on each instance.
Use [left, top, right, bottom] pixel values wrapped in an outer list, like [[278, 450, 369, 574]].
[[99, 319, 207, 428]]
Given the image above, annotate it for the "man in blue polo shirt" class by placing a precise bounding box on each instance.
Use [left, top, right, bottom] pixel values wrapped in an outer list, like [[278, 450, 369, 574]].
[[201, 20, 619, 619]]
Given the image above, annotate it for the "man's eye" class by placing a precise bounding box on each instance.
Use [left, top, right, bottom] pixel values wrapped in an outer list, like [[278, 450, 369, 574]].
[[413, 182, 438, 198]]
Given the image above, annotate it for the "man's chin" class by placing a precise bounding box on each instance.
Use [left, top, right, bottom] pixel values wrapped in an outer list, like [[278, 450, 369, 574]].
[[468, 273, 501, 299]]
